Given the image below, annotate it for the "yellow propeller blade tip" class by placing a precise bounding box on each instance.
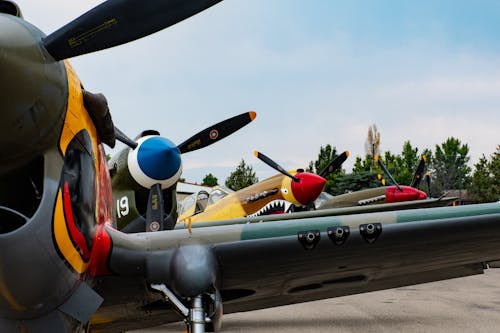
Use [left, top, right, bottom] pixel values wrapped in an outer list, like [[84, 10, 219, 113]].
[[381, 179, 386, 186], [422, 155, 427, 163], [345, 150, 350, 157], [374, 155, 379, 162], [249, 111, 257, 121], [253, 150, 259, 157]]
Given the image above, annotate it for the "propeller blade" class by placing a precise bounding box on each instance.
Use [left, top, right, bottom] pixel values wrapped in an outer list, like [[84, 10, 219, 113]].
[[44, 0, 223, 60], [318, 151, 349, 178], [114, 126, 138, 149], [425, 171, 431, 195], [410, 155, 427, 188], [177, 111, 256, 154], [375, 155, 402, 192], [146, 183, 165, 232], [254, 151, 299, 182]]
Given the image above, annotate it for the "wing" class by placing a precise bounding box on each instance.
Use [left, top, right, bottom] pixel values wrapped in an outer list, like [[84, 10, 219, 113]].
[[92, 202, 500, 331], [174, 196, 459, 229]]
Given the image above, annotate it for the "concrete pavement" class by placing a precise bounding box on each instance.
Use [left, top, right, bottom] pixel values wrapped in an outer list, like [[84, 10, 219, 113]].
[[132, 268, 500, 332]]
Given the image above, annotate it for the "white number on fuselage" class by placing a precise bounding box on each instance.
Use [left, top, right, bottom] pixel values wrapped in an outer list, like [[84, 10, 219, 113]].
[[116, 196, 130, 218]]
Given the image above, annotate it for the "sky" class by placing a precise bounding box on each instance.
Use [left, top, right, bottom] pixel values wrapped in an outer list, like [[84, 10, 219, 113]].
[[18, 0, 500, 183]]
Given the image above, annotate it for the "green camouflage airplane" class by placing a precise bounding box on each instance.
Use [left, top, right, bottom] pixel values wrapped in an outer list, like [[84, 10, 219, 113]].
[[109, 111, 256, 233], [1, 1, 500, 333]]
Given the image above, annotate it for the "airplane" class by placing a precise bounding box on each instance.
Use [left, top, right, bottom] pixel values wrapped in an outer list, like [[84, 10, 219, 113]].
[[177, 151, 349, 224], [314, 154, 456, 210], [109, 111, 257, 233], [2, 1, 500, 333]]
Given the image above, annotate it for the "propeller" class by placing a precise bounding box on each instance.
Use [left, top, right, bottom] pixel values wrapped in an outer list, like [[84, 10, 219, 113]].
[[253, 150, 351, 210], [375, 155, 402, 192], [145, 183, 165, 231], [178, 111, 256, 154], [128, 111, 256, 231], [318, 151, 349, 178], [43, 0, 223, 60], [373, 155, 428, 203], [254, 151, 299, 182], [115, 126, 138, 149], [410, 155, 427, 188]]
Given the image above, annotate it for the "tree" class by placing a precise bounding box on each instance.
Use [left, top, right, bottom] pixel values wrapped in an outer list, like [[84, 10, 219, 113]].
[[393, 141, 427, 186], [468, 145, 500, 203], [307, 144, 343, 194], [430, 137, 471, 196], [364, 124, 381, 161], [201, 173, 218, 187], [332, 171, 382, 195], [350, 141, 432, 193], [353, 155, 375, 173], [225, 159, 258, 191]]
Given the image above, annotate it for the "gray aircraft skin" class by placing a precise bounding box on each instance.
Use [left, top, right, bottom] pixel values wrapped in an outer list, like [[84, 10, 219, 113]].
[[2, 2, 500, 333]]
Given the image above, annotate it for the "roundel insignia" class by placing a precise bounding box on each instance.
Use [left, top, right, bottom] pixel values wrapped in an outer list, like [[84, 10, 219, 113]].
[[149, 221, 160, 232], [209, 129, 219, 140]]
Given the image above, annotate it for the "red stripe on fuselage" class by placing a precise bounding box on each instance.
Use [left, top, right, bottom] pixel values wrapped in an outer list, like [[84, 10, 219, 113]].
[[62, 182, 91, 261], [87, 144, 114, 276]]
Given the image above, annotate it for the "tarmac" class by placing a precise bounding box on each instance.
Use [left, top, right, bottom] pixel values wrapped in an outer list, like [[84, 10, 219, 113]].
[[131, 268, 500, 333]]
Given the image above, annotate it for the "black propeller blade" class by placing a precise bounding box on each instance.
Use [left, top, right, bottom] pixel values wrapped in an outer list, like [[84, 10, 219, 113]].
[[318, 151, 349, 178], [177, 111, 256, 154], [375, 155, 402, 192], [145, 183, 165, 232], [115, 126, 138, 149], [425, 171, 431, 195], [254, 151, 299, 182], [410, 155, 427, 188], [44, 0, 223, 60]]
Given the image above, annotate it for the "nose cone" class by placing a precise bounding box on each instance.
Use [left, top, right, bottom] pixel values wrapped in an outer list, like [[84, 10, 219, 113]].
[[417, 189, 427, 200], [0, 15, 67, 173], [385, 185, 427, 203], [290, 172, 327, 205], [128, 136, 183, 189]]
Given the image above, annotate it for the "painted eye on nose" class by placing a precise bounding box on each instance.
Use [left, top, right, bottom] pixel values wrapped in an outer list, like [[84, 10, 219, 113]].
[[281, 188, 288, 195]]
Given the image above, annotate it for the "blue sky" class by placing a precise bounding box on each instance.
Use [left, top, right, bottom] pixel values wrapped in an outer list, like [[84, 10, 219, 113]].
[[19, 0, 500, 183]]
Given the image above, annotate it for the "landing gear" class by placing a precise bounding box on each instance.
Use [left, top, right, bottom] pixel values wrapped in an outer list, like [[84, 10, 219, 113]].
[[151, 284, 222, 333], [189, 296, 206, 333]]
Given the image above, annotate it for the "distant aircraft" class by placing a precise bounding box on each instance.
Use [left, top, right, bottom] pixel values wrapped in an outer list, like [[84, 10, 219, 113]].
[[314, 155, 452, 210], [2, 2, 500, 333], [177, 151, 349, 223]]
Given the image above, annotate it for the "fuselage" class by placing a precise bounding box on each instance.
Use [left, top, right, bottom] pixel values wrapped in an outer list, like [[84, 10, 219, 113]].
[[178, 170, 326, 223], [0, 12, 112, 328], [316, 185, 428, 209]]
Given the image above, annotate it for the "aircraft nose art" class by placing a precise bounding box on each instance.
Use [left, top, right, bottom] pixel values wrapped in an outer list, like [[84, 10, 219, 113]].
[[291, 173, 327, 205]]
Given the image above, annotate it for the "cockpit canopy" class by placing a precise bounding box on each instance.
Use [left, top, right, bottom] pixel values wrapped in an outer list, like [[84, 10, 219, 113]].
[[178, 186, 232, 217]]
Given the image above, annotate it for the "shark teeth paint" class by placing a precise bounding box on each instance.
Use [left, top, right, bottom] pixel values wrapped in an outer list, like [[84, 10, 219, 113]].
[[246, 200, 292, 217], [127, 135, 182, 189]]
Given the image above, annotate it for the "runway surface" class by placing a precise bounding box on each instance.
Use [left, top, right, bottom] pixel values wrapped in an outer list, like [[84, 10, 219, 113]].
[[131, 268, 500, 332]]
